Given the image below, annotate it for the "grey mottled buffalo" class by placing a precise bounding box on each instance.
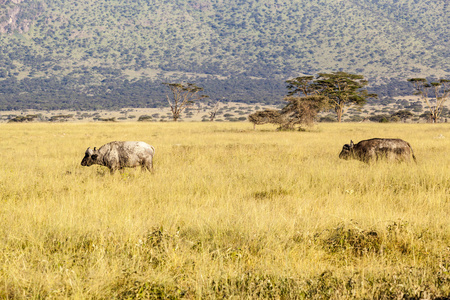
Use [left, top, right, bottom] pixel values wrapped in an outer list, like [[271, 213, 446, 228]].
[[339, 138, 416, 163], [81, 141, 155, 173]]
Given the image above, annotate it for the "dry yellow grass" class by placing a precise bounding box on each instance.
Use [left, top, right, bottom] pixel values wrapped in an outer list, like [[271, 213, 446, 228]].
[[0, 122, 449, 298]]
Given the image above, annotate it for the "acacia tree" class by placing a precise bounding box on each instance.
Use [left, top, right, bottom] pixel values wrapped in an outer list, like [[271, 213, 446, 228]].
[[315, 72, 376, 122], [407, 78, 450, 123], [285, 72, 376, 122], [280, 95, 328, 129], [163, 82, 208, 121], [248, 96, 327, 130], [248, 109, 282, 129], [208, 100, 221, 121], [285, 75, 316, 96]]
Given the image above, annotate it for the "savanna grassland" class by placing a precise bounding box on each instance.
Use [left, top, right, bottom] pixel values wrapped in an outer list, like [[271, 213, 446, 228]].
[[0, 122, 449, 299]]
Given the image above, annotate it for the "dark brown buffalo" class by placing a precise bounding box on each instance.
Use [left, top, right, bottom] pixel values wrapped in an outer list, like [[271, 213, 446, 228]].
[[81, 141, 155, 173], [339, 138, 416, 163]]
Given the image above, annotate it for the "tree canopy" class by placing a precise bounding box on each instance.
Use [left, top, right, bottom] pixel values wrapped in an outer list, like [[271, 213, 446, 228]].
[[407, 78, 450, 123], [317, 72, 377, 122], [285, 72, 377, 122]]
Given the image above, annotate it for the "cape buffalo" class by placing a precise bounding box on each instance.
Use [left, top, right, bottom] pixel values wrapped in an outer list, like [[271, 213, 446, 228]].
[[339, 138, 416, 163], [81, 141, 155, 173]]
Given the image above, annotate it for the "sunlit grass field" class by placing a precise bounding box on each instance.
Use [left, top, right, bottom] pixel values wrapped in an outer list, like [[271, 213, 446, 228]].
[[0, 122, 449, 299]]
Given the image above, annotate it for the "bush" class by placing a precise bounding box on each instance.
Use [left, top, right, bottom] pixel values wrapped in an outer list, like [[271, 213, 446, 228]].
[[97, 117, 116, 122], [369, 114, 390, 122], [138, 115, 152, 122], [345, 115, 364, 122], [389, 116, 400, 122], [50, 115, 74, 122], [323, 225, 382, 256], [319, 115, 337, 122], [7, 115, 39, 123]]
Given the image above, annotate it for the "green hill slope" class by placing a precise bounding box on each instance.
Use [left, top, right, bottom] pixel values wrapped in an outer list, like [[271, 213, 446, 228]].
[[0, 0, 448, 110]]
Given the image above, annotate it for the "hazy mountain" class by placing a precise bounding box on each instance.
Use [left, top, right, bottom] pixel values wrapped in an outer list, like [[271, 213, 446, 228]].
[[0, 0, 448, 110]]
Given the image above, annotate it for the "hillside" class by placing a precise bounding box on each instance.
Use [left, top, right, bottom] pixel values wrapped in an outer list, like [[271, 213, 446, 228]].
[[0, 0, 449, 110]]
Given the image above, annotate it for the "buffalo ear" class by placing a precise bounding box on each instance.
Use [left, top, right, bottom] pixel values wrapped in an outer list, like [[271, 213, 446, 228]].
[[94, 147, 97, 151], [92, 154, 98, 160]]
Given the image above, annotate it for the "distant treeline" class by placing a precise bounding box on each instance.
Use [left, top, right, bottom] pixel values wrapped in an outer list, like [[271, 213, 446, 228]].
[[0, 75, 414, 111], [1, 0, 448, 111]]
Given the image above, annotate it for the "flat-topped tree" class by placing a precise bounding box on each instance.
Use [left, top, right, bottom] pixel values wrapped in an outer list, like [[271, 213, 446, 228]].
[[408, 78, 450, 123], [315, 72, 376, 122], [285, 75, 316, 96], [163, 82, 208, 121]]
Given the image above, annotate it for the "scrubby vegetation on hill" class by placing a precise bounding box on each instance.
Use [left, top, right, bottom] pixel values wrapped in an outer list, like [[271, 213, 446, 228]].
[[0, 0, 448, 110]]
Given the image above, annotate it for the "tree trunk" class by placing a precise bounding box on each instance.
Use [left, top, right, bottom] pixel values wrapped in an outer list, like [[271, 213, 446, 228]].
[[336, 106, 344, 123], [431, 109, 438, 123]]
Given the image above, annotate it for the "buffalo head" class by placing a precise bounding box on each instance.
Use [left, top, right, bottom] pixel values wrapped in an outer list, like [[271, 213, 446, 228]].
[[81, 147, 98, 166], [339, 140, 354, 160]]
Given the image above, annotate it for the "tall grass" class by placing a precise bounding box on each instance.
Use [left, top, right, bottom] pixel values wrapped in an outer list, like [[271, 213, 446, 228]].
[[0, 122, 449, 299]]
